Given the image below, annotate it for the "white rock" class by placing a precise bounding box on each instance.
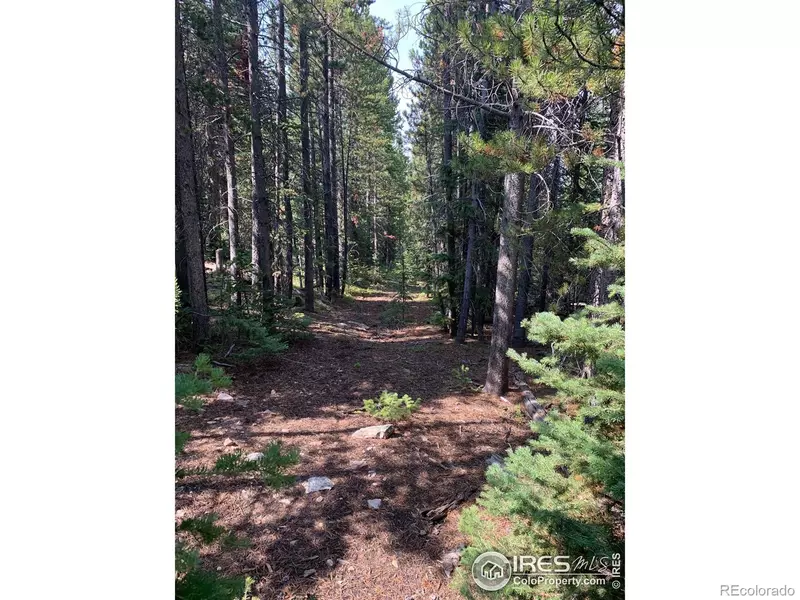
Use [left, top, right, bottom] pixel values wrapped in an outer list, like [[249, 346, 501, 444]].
[[217, 392, 234, 401], [245, 452, 264, 462], [351, 424, 394, 439], [367, 498, 382, 509], [302, 476, 334, 494]]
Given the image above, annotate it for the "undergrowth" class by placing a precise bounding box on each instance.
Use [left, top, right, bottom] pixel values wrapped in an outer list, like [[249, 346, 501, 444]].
[[175, 434, 298, 599], [363, 391, 421, 421], [175, 354, 233, 412]]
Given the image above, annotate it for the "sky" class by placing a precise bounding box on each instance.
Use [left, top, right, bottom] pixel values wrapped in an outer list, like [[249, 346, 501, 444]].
[[368, 0, 423, 139]]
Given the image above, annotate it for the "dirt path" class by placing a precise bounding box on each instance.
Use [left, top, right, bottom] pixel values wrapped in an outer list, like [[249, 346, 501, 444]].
[[176, 291, 532, 600]]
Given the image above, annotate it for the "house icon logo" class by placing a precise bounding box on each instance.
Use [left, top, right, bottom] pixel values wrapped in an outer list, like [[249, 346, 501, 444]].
[[472, 551, 512, 591]]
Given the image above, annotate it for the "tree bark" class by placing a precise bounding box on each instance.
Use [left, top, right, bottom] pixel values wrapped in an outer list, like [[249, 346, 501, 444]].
[[329, 33, 341, 293], [299, 22, 314, 312], [456, 180, 478, 343], [442, 48, 458, 337], [246, 0, 272, 304], [321, 27, 339, 299], [320, 33, 333, 298], [484, 99, 524, 396], [175, 192, 189, 302], [312, 113, 325, 289], [176, 0, 210, 343], [591, 81, 625, 305], [276, 0, 293, 298], [537, 156, 562, 312], [512, 170, 543, 345], [212, 0, 241, 306], [340, 116, 353, 296]]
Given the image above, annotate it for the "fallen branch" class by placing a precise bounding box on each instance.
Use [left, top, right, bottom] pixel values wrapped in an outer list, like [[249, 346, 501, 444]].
[[513, 368, 547, 422]]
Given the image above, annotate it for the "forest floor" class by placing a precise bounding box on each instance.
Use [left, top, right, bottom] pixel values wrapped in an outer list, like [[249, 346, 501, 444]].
[[176, 289, 536, 600]]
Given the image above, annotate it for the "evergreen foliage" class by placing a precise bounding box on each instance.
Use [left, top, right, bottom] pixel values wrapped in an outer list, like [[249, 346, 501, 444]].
[[363, 391, 422, 421], [208, 316, 289, 361], [176, 440, 299, 486], [457, 233, 624, 599], [175, 372, 213, 402], [175, 353, 234, 412], [175, 510, 256, 600], [175, 433, 298, 600]]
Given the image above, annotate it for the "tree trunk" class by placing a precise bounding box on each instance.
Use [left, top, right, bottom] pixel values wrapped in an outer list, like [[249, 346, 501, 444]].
[[484, 99, 524, 396], [442, 51, 458, 337], [312, 115, 326, 290], [175, 194, 189, 303], [512, 170, 543, 345], [276, 0, 293, 298], [176, 0, 210, 343], [592, 81, 625, 305], [321, 28, 338, 299], [246, 0, 272, 304], [212, 0, 241, 306], [538, 156, 564, 312], [299, 22, 314, 311], [456, 180, 477, 343], [341, 121, 352, 296], [329, 33, 341, 294]]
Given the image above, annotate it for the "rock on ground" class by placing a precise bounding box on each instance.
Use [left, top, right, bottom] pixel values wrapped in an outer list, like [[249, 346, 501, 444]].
[[302, 476, 334, 494], [351, 424, 394, 439]]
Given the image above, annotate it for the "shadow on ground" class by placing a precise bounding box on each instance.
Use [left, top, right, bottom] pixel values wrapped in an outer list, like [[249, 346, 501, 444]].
[[176, 291, 539, 600]]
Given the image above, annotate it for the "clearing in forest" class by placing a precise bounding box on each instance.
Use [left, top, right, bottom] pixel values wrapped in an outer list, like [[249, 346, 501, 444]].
[[176, 290, 533, 600]]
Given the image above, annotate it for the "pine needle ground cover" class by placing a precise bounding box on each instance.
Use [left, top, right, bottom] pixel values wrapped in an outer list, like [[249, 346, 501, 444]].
[[175, 291, 535, 600]]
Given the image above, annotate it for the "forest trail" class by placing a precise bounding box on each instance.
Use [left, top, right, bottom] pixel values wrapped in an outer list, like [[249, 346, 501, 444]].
[[176, 291, 533, 600]]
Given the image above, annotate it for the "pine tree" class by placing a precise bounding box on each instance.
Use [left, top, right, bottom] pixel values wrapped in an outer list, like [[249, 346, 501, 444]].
[[458, 229, 625, 599]]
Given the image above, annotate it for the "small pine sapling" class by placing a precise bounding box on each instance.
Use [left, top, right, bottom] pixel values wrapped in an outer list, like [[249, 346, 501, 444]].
[[363, 391, 421, 421], [175, 433, 298, 599]]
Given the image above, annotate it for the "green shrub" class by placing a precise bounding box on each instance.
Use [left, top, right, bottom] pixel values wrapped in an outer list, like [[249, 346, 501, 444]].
[[209, 316, 288, 361], [175, 373, 212, 401], [273, 310, 313, 342], [175, 512, 254, 600], [451, 364, 478, 391], [456, 230, 625, 599], [426, 310, 449, 330], [175, 436, 298, 600], [363, 391, 421, 421], [175, 355, 233, 413], [380, 300, 406, 326], [176, 441, 299, 487], [194, 354, 233, 388], [175, 431, 190, 456]]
